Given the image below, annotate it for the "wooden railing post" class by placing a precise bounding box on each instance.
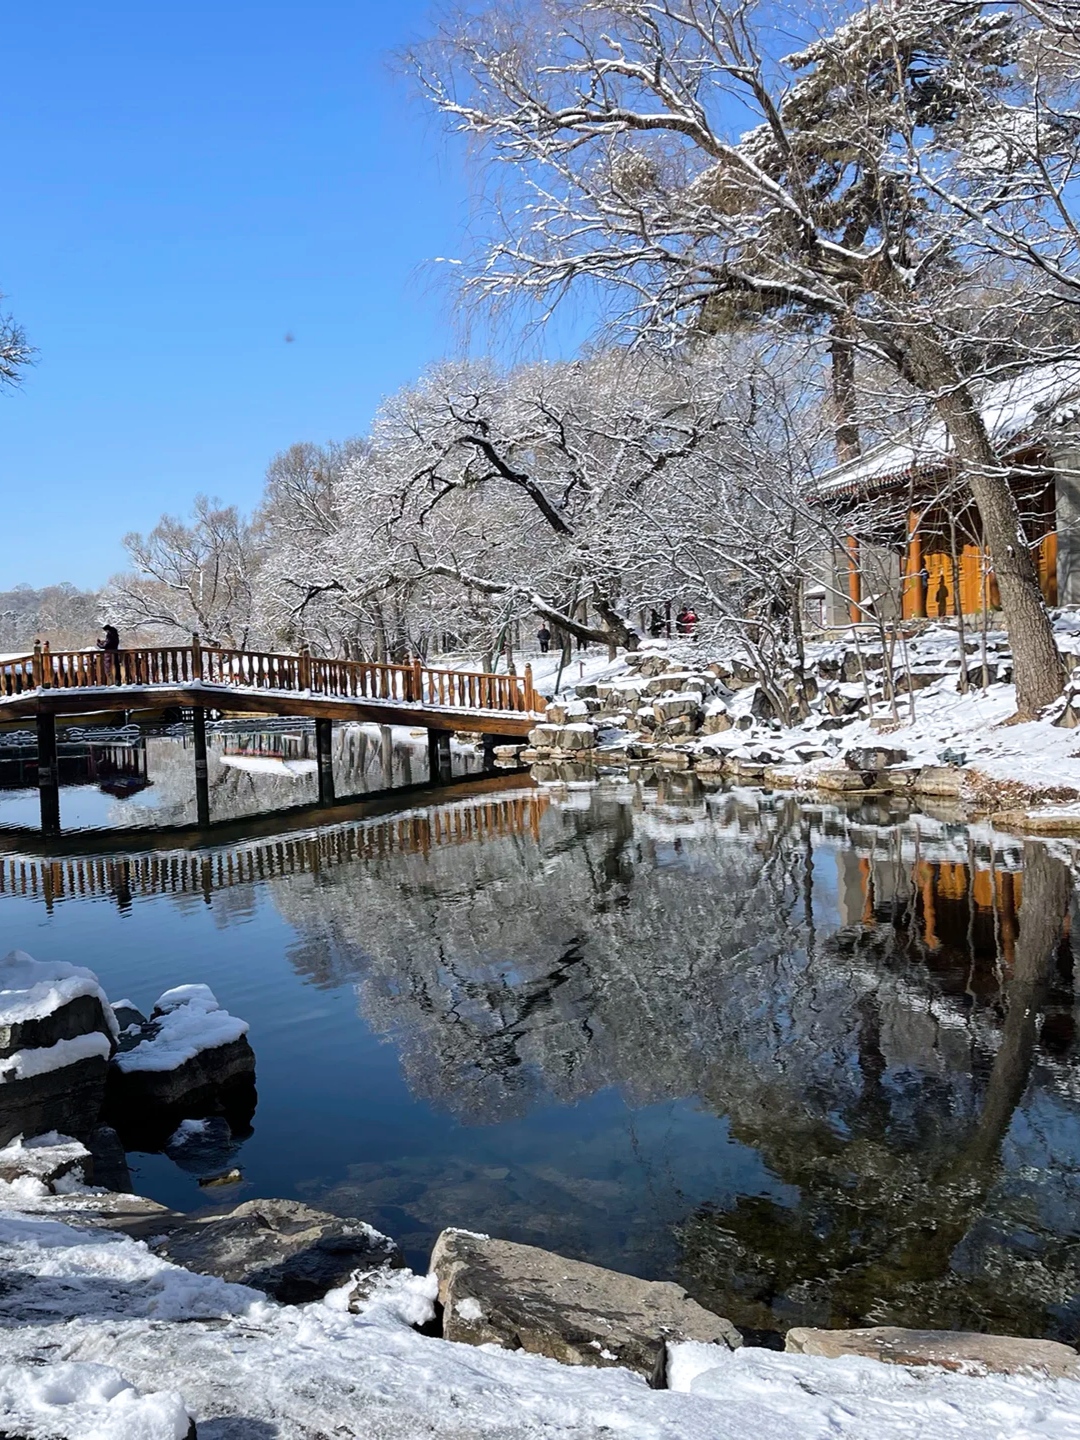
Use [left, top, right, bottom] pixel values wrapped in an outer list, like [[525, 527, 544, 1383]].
[[41, 641, 52, 689], [523, 663, 535, 712], [412, 657, 424, 705], [191, 632, 203, 682], [32, 641, 43, 689], [299, 644, 311, 692]]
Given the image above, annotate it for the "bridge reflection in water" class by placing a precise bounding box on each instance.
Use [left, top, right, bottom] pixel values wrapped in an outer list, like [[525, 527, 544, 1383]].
[[0, 787, 549, 911]]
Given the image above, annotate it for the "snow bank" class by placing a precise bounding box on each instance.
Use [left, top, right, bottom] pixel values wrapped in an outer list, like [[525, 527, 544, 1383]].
[[1, 1202, 1079, 1439], [0, 950, 118, 1039], [0, 1361, 192, 1440], [115, 986, 248, 1074]]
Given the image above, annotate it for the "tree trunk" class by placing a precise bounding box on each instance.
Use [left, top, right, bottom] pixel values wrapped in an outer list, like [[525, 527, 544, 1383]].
[[881, 332, 1063, 714], [829, 315, 861, 464]]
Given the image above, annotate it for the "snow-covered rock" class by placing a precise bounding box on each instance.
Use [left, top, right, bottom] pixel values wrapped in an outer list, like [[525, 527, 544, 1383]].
[[0, 1361, 194, 1440], [107, 985, 255, 1134], [2, 1203, 1080, 1440], [0, 951, 117, 1056], [0, 951, 117, 1147], [0, 1132, 91, 1195]]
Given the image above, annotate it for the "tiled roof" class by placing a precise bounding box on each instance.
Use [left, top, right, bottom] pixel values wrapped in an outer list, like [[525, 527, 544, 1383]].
[[814, 360, 1080, 499]]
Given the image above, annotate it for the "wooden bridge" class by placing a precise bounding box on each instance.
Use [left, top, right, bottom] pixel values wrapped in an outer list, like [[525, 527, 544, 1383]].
[[0, 639, 543, 833]]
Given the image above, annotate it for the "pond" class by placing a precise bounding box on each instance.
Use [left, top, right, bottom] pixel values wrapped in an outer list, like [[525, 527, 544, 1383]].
[[1, 736, 1078, 1344]]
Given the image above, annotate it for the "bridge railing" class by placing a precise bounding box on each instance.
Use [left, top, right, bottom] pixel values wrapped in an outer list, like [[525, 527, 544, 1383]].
[[0, 655, 35, 700], [9, 639, 541, 715]]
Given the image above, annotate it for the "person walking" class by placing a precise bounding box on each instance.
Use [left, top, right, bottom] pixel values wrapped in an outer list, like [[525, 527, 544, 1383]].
[[537, 624, 552, 654], [675, 605, 698, 637], [96, 623, 120, 681]]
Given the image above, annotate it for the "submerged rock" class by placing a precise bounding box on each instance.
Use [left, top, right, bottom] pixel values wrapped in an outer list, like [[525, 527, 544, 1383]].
[[150, 1198, 403, 1304], [431, 1229, 741, 1387], [785, 1326, 1080, 1380]]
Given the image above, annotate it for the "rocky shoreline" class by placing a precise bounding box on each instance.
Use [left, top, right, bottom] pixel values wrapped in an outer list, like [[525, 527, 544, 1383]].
[[493, 625, 1080, 833]]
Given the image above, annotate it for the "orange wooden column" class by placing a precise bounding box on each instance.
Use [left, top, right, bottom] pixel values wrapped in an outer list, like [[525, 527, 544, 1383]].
[[903, 514, 926, 620], [845, 536, 862, 622]]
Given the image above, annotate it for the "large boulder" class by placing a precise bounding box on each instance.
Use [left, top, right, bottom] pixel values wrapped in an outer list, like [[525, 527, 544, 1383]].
[[151, 1198, 403, 1304], [701, 701, 731, 735], [785, 1326, 1080, 1380], [914, 766, 966, 798], [0, 951, 117, 1146], [652, 695, 701, 724], [527, 723, 596, 752], [431, 1229, 740, 1387], [106, 985, 255, 1141]]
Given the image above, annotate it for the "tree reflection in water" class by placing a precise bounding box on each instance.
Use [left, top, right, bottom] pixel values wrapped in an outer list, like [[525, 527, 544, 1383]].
[[263, 778, 1080, 1340]]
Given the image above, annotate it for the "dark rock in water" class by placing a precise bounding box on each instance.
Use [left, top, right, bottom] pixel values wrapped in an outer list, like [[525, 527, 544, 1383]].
[[0, 1054, 110, 1148], [105, 1037, 256, 1140], [0, 951, 117, 1146], [105, 985, 256, 1148], [111, 1001, 148, 1033], [431, 1229, 741, 1387], [86, 1124, 132, 1192], [150, 1198, 404, 1303]]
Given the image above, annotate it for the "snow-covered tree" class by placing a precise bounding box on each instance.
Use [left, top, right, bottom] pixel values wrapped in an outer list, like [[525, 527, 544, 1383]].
[[0, 290, 32, 389], [412, 0, 1077, 712], [106, 495, 260, 647]]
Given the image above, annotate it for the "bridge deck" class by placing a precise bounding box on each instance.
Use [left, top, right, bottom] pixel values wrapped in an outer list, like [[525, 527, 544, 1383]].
[[0, 642, 543, 739]]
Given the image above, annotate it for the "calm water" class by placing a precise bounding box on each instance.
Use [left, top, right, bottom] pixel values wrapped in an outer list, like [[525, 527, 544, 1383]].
[[0, 721, 481, 831], [2, 735, 1079, 1342]]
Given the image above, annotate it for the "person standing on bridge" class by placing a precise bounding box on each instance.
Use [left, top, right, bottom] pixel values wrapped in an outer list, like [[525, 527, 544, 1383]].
[[537, 624, 552, 655], [96, 623, 120, 682]]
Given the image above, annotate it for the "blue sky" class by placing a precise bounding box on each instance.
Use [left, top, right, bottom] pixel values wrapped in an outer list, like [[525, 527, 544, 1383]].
[[2, 1, 561, 589]]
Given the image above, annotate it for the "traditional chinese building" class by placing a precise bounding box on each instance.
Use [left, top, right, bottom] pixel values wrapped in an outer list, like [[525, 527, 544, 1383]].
[[812, 362, 1080, 627]]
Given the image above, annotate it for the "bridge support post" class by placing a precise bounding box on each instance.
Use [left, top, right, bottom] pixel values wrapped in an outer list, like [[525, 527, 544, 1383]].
[[193, 706, 211, 828], [481, 734, 497, 773], [428, 728, 452, 785], [36, 711, 60, 835], [316, 718, 335, 805], [380, 724, 394, 785]]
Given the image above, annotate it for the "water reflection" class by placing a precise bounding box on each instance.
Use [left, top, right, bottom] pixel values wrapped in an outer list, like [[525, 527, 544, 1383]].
[[1, 769, 1078, 1342], [262, 780, 1080, 1340], [0, 721, 483, 831]]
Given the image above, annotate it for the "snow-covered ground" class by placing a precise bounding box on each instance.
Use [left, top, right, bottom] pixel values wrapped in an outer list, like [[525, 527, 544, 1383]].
[[1, 1191, 1080, 1438], [520, 618, 1080, 806]]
